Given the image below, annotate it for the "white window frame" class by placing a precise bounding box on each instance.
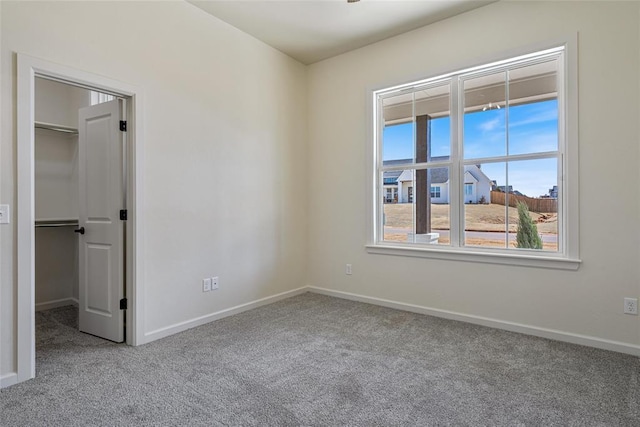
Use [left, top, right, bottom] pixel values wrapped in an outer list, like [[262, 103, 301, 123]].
[[366, 41, 580, 270]]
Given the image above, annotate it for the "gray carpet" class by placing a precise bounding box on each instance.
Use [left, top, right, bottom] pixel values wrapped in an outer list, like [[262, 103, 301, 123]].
[[1, 292, 639, 426]]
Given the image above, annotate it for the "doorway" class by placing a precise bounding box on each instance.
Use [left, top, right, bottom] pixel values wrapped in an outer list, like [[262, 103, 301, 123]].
[[16, 54, 143, 385], [35, 78, 126, 342]]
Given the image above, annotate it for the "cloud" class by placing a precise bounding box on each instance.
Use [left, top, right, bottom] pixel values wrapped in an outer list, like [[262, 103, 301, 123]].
[[479, 117, 501, 132]]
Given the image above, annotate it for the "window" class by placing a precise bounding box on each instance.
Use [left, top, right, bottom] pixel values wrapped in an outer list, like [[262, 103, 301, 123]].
[[370, 45, 579, 269], [431, 186, 441, 198], [464, 184, 473, 196], [385, 188, 397, 203], [90, 91, 115, 105]]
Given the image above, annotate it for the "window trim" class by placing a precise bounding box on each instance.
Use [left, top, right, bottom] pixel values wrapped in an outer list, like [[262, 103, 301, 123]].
[[367, 38, 580, 270]]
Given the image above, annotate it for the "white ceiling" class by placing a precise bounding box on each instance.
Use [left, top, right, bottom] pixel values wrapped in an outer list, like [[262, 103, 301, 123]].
[[187, 0, 496, 65]]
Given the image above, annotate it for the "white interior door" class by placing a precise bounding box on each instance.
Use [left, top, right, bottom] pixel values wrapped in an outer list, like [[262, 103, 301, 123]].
[[77, 99, 124, 342]]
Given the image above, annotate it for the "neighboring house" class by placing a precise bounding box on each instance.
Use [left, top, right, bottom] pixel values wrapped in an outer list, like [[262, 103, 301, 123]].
[[495, 185, 525, 197], [382, 159, 407, 203], [384, 158, 492, 204], [461, 166, 493, 203]]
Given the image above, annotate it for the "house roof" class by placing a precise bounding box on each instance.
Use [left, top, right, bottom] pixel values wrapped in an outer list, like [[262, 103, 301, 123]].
[[383, 159, 413, 166], [383, 158, 492, 186], [383, 159, 411, 185], [429, 168, 449, 184], [395, 168, 449, 184], [383, 170, 402, 185], [397, 170, 413, 182], [464, 170, 479, 183], [466, 166, 491, 183], [383, 158, 449, 185]]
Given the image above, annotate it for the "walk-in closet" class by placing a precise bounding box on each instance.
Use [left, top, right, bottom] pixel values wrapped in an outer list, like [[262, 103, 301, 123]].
[[34, 77, 89, 312]]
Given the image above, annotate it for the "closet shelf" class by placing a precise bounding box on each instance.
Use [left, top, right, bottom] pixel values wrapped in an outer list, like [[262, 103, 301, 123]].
[[35, 121, 78, 135], [35, 219, 79, 228]]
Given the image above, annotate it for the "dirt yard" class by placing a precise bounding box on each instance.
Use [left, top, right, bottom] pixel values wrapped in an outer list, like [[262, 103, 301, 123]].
[[383, 203, 558, 250], [383, 203, 557, 233]]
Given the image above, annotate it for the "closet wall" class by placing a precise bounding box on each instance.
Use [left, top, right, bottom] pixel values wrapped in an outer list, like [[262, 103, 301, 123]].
[[34, 78, 90, 310]]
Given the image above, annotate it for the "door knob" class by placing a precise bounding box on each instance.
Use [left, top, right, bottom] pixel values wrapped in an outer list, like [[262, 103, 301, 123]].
[[74, 227, 85, 235]]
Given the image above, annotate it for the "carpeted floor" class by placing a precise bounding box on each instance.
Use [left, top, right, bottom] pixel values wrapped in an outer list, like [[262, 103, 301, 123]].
[[1, 292, 639, 426]]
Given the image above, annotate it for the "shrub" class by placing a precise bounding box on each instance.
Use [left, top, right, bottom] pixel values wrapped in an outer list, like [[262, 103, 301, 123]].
[[516, 202, 542, 249]]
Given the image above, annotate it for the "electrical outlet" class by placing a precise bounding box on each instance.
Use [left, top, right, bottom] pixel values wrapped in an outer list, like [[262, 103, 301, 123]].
[[0, 204, 9, 224], [212, 276, 219, 290], [624, 297, 638, 315], [346, 264, 352, 275], [203, 278, 212, 292]]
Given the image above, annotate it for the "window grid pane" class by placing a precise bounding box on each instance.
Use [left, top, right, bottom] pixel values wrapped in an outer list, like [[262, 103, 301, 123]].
[[376, 48, 564, 256]]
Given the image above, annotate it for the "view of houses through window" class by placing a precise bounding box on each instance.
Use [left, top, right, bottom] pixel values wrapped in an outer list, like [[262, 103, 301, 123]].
[[378, 48, 562, 252]]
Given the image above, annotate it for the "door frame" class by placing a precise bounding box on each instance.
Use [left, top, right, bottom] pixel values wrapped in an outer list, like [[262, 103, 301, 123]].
[[16, 54, 145, 384]]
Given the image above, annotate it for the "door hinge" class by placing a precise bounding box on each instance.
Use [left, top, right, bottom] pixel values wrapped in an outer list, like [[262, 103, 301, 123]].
[[120, 209, 127, 220], [120, 298, 127, 310], [119, 120, 127, 132]]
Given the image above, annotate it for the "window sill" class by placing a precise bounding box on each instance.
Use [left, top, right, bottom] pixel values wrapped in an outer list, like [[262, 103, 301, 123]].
[[365, 243, 581, 270]]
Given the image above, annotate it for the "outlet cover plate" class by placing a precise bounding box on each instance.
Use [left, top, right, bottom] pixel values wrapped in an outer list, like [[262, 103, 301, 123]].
[[0, 204, 9, 224], [624, 297, 638, 315], [203, 278, 212, 292]]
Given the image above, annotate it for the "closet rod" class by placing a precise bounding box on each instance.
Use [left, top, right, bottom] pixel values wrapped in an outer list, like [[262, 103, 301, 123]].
[[35, 121, 79, 135], [35, 219, 79, 228]]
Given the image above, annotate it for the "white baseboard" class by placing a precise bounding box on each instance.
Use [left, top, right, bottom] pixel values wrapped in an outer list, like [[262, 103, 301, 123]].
[[1, 372, 18, 389], [35, 297, 79, 312], [143, 286, 309, 344], [308, 286, 640, 357]]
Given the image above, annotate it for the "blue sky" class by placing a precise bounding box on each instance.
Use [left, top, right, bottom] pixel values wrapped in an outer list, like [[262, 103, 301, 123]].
[[383, 99, 558, 198]]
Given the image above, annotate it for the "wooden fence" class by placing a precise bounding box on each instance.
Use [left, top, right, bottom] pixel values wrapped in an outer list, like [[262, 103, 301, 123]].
[[490, 191, 557, 213]]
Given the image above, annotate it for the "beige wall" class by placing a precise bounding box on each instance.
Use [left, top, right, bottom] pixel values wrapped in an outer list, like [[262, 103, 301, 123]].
[[1, 1, 308, 378], [307, 1, 640, 346], [35, 228, 78, 306], [2, 0, 639, 383]]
